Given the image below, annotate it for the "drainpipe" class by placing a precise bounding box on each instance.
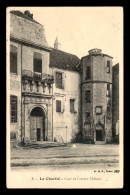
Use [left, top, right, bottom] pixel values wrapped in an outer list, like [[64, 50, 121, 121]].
[[47, 103, 48, 140], [21, 44, 23, 146], [24, 95, 25, 143], [66, 126, 67, 143], [52, 67, 54, 141]]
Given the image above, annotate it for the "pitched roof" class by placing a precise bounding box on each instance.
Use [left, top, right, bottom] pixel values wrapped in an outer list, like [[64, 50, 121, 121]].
[[50, 49, 80, 72], [113, 63, 119, 72], [10, 10, 39, 24]]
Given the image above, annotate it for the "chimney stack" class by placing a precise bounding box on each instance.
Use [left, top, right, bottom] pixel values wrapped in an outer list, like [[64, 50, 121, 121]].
[[24, 10, 33, 19]]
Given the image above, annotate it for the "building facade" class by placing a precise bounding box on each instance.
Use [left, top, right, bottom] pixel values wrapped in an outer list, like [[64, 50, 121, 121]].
[[80, 49, 113, 143], [112, 63, 119, 143], [9, 10, 118, 145], [10, 10, 54, 144]]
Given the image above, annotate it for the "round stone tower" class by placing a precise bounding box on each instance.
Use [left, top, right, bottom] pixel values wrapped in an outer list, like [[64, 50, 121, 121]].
[[80, 49, 113, 144]]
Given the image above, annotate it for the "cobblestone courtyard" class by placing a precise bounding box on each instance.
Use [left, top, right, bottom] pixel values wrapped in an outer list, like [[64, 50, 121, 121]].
[[10, 143, 120, 170]]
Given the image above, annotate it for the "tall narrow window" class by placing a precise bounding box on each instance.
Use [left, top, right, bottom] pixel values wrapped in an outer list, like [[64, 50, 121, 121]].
[[85, 90, 91, 103], [33, 52, 42, 73], [70, 99, 75, 113], [10, 45, 17, 74], [55, 72, 63, 89], [107, 84, 110, 91], [86, 66, 91, 80], [10, 96, 17, 123], [56, 100, 61, 112], [86, 112, 90, 119], [107, 83, 111, 97], [106, 61, 110, 73], [107, 106, 110, 112]]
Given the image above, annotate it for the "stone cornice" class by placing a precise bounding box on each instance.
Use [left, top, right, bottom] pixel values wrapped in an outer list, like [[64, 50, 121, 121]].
[[10, 35, 52, 52], [22, 92, 52, 98], [81, 80, 112, 84]]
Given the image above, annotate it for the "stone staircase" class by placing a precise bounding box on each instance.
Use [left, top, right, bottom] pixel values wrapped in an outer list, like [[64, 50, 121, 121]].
[[23, 141, 66, 149], [95, 141, 106, 145]]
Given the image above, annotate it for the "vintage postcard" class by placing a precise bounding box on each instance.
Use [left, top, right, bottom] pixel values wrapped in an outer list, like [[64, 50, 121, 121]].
[[6, 7, 123, 188]]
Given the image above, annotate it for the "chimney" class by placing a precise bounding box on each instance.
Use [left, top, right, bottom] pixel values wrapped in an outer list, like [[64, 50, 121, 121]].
[[88, 48, 102, 55], [24, 10, 33, 19]]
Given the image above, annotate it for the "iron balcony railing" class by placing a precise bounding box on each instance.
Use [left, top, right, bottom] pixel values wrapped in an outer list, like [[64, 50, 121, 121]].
[[22, 70, 54, 83]]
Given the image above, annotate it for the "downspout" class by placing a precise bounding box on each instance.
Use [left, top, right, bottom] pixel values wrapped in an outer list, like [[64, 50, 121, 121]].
[[24, 95, 25, 142], [21, 44, 22, 146], [52, 67, 54, 141]]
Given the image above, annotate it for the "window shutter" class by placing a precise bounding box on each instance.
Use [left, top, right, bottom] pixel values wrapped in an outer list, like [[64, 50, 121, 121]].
[[56, 100, 61, 112], [55, 71, 58, 88], [62, 73, 64, 89]]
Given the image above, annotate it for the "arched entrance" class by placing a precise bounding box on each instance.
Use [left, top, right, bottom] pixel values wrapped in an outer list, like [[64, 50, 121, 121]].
[[30, 107, 45, 141]]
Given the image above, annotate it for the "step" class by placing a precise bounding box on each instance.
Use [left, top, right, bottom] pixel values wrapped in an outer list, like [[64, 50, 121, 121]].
[[23, 141, 66, 149], [95, 141, 106, 145]]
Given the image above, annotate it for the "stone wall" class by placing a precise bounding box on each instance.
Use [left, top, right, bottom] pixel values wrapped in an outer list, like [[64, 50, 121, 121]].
[[10, 41, 22, 144], [22, 45, 51, 75], [10, 13, 48, 47]]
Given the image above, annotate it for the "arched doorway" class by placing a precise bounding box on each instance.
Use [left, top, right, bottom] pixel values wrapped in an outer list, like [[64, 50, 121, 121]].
[[30, 107, 45, 141]]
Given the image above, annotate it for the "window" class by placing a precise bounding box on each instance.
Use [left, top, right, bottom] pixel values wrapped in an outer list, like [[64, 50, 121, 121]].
[[56, 100, 61, 112], [10, 96, 17, 123], [70, 99, 75, 113], [10, 45, 17, 74], [107, 84, 110, 91], [86, 66, 91, 80], [95, 106, 102, 115], [107, 106, 110, 112], [33, 52, 42, 73], [107, 84, 111, 97], [55, 72, 63, 89], [85, 90, 91, 103], [106, 61, 110, 73], [86, 112, 90, 119]]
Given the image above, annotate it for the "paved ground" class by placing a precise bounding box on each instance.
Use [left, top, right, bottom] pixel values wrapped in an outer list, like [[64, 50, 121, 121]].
[[11, 143, 119, 170]]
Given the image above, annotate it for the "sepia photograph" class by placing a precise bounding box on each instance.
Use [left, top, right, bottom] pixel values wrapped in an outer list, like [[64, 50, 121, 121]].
[[6, 6, 123, 188]]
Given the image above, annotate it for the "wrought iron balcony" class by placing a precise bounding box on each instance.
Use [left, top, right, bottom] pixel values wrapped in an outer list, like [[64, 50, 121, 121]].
[[22, 70, 54, 83]]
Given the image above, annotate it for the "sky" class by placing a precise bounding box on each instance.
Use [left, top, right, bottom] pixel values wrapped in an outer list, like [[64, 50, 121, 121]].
[[8, 7, 123, 65]]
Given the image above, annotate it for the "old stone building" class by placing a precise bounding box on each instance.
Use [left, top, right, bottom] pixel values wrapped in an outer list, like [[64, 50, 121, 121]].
[[79, 49, 113, 143], [10, 10, 54, 144], [50, 42, 81, 143], [112, 63, 119, 143], [9, 10, 81, 145], [9, 10, 118, 145]]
